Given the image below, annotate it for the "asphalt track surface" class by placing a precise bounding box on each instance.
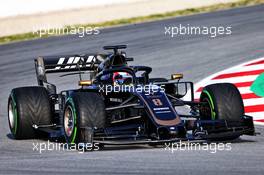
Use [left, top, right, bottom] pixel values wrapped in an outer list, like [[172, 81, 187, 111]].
[[0, 5, 264, 175]]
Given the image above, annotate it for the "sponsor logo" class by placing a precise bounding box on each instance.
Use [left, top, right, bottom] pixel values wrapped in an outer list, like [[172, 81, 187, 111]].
[[54, 56, 96, 70]]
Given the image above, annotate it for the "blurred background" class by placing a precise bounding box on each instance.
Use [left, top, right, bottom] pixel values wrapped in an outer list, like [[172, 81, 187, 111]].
[[0, 0, 240, 37]]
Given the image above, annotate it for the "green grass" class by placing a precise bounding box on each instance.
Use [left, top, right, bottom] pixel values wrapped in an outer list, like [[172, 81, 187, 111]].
[[1, 0, 264, 44]]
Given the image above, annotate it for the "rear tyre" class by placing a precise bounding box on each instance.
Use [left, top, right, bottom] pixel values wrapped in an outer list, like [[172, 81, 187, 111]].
[[63, 92, 106, 144], [8, 87, 52, 139]]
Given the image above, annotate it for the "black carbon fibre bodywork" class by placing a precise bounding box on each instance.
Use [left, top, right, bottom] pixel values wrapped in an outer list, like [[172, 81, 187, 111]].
[[30, 45, 255, 146]]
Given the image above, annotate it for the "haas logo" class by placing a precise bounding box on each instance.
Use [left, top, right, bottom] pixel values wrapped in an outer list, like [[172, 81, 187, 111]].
[[55, 56, 96, 70]]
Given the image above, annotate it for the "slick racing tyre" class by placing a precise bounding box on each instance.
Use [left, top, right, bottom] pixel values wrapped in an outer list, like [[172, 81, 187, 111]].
[[8, 87, 52, 139], [63, 92, 106, 144], [200, 83, 244, 123]]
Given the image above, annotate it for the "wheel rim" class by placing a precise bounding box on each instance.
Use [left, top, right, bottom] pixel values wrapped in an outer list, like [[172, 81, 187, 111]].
[[202, 98, 213, 119], [8, 100, 15, 130], [64, 106, 74, 137]]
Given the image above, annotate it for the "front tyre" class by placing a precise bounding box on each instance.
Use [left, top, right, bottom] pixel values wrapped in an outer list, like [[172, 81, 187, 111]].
[[200, 83, 244, 123], [63, 92, 106, 144], [199, 83, 244, 140]]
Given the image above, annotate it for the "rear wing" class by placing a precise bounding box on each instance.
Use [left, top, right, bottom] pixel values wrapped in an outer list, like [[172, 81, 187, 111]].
[[35, 54, 105, 86]]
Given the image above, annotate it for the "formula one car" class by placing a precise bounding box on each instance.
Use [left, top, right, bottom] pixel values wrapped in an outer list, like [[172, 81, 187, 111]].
[[8, 45, 255, 147]]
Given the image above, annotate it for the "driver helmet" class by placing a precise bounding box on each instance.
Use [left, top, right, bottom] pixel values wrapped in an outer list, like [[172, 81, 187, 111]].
[[112, 72, 133, 85]]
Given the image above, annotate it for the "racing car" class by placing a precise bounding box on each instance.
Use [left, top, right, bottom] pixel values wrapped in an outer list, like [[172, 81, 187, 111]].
[[8, 45, 255, 147]]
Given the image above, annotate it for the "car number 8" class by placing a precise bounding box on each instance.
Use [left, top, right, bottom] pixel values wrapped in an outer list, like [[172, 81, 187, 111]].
[[152, 99, 163, 106]]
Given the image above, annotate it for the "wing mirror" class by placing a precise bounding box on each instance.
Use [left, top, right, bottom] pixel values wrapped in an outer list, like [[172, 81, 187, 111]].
[[79, 80, 92, 86], [171, 73, 183, 80]]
